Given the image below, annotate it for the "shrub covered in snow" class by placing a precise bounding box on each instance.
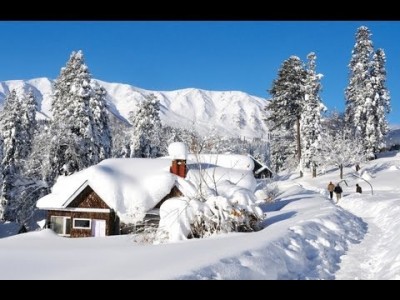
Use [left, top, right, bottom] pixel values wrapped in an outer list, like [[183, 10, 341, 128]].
[[156, 167, 264, 243], [255, 180, 279, 203]]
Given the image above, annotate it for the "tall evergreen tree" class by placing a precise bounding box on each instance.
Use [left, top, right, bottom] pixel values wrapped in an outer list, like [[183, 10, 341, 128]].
[[0, 90, 22, 221], [301, 52, 325, 177], [345, 26, 374, 140], [267, 56, 307, 176], [89, 80, 112, 162], [19, 89, 37, 160], [269, 129, 297, 173], [48, 50, 111, 184], [129, 94, 162, 158], [365, 48, 391, 157]]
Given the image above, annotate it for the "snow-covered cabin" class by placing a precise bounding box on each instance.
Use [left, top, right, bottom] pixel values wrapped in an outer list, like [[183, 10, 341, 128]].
[[248, 155, 273, 179], [36, 143, 257, 238], [36, 143, 187, 238]]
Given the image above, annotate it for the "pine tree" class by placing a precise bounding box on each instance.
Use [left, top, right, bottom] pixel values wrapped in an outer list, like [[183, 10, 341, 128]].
[[269, 129, 297, 173], [159, 125, 186, 156], [301, 52, 325, 177], [129, 94, 162, 158], [0, 90, 22, 221], [345, 26, 374, 142], [11, 120, 52, 226], [48, 50, 111, 184], [19, 89, 37, 160], [267, 56, 307, 176], [90, 80, 112, 162], [365, 48, 391, 157]]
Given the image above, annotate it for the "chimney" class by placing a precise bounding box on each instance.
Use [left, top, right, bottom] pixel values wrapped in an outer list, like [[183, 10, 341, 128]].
[[170, 159, 187, 178], [168, 142, 187, 178]]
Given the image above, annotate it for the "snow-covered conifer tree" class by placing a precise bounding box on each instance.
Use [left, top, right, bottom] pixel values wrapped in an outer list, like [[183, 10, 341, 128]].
[[0, 90, 22, 220], [345, 26, 374, 141], [267, 56, 306, 175], [0, 89, 42, 223], [48, 50, 111, 184], [301, 52, 325, 177], [129, 94, 162, 158], [365, 48, 391, 157], [269, 129, 297, 173], [159, 125, 186, 156], [19, 89, 37, 160], [90, 80, 112, 162], [12, 120, 52, 226]]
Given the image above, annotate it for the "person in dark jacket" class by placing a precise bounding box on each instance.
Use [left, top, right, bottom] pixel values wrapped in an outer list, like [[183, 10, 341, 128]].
[[356, 184, 362, 194], [334, 184, 343, 203]]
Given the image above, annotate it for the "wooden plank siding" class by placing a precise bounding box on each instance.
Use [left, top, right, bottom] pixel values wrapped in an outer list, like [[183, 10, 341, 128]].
[[47, 210, 119, 238], [47, 185, 119, 238], [46, 184, 181, 237], [68, 186, 110, 209]]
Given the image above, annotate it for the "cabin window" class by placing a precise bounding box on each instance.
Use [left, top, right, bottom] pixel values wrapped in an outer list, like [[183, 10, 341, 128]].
[[50, 216, 71, 236], [73, 218, 91, 229]]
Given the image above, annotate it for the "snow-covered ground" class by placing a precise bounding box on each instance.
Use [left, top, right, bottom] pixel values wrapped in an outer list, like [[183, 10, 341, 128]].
[[1, 151, 400, 279]]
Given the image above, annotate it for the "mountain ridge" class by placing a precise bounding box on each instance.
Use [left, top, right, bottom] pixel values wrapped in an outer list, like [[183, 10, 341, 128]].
[[0, 77, 269, 140]]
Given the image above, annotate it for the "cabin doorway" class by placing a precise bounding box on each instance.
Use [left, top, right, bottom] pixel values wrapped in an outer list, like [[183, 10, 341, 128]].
[[91, 219, 106, 237]]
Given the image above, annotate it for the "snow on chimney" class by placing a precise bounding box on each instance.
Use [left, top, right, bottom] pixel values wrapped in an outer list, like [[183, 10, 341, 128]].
[[168, 142, 187, 178]]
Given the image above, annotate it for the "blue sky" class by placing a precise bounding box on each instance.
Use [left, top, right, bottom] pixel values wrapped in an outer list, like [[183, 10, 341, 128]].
[[0, 21, 398, 125]]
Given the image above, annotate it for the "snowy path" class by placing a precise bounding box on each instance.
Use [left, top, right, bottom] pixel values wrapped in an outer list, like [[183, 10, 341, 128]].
[[335, 217, 381, 279], [334, 191, 400, 280], [294, 153, 400, 280]]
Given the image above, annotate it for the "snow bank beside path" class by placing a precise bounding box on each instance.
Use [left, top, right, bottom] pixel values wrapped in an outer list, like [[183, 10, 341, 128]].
[[177, 183, 366, 279], [0, 182, 366, 279], [336, 192, 400, 279]]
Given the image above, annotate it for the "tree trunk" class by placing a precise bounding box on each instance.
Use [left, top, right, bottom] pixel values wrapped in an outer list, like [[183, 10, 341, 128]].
[[296, 117, 302, 177], [340, 164, 343, 179], [312, 165, 317, 178]]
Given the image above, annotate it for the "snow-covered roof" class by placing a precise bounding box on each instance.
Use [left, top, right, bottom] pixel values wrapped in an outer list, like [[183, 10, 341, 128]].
[[248, 154, 273, 174], [187, 154, 254, 171], [37, 158, 177, 224], [37, 154, 257, 224]]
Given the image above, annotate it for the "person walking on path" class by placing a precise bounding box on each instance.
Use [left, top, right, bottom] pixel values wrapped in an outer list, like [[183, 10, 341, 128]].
[[356, 184, 362, 194], [327, 181, 335, 199], [334, 183, 343, 203]]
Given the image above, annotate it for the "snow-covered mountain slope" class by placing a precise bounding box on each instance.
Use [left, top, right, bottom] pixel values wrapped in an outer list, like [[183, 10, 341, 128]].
[[0, 78, 269, 140], [386, 126, 400, 148]]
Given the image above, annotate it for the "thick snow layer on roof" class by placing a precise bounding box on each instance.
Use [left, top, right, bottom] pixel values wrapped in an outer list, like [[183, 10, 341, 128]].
[[168, 142, 187, 160], [186, 164, 257, 193], [37, 158, 176, 224], [187, 154, 254, 171]]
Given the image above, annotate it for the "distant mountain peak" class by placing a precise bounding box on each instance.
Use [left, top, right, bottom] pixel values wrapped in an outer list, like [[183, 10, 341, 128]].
[[0, 77, 269, 140]]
